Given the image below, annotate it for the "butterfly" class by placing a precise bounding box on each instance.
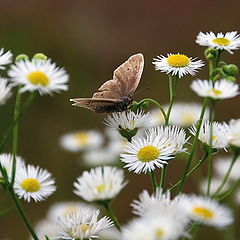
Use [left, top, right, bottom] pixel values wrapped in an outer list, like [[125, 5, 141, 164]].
[[70, 53, 144, 113]]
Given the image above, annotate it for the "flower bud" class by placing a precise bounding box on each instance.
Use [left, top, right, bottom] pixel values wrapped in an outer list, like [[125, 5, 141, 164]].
[[204, 48, 218, 60], [33, 53, 47, 61], [15, 54, 29, 62], [222, 64, 238, 76], [226, 76, 236, 83]]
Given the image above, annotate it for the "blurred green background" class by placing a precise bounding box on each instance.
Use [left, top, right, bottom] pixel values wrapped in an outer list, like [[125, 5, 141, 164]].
[[0, 0, 239, 239]]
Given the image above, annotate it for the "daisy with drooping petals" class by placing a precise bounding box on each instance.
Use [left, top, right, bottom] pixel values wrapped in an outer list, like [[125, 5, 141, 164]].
[[151, 103, 209, 127], [47, 201, 96, 222], [104, 110, 153, 132], [153, 53, 204, 78], [196, 31, 240, 54], [191, 79, 239, 99], [60, 130, 103, 152], [8, 59, 69, 95], [120, 133, 175, 174], [74, 166, 127, 202], [0, 78, 12, 106], [179, 195, 233, 228], [14, 164, 56, 202], [228, 119, 240, 147], [57, 208, 113, 240], [0, 153, 25, 179], [0, 48, 12, 69], [189, 121, 230, 150]]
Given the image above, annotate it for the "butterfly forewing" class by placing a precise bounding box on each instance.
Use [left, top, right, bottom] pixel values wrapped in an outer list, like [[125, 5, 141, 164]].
[[71, 53, 144, 113]]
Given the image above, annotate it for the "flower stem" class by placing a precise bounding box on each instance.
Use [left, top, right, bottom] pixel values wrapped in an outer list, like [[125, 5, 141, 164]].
[[160, 165, 167, 189], [169, 152, 209, 192], [149, 171, 157, 193], [102, 202, 121, 231], [176, 97, 208, 194], [136, 98, 167, 121], [11, 86, 22, 185], [213, 153, 239, 198], [8, 185, 39, 240], [0, 92, 36, 154]]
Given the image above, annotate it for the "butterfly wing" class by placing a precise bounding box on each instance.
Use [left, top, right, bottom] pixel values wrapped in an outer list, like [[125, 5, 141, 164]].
[[92, 53, 144, 99], [113, 53, 144, 96], [70, 98, 122, 113]]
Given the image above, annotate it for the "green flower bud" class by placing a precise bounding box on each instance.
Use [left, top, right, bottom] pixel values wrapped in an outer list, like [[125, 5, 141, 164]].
[[226, 76, 236, 82], [15, 54, 29, 62], [204, 48, 218, 60], [222, 64, 238, 76], [33, 53, 47, 61], [119, 128, 138, 142]]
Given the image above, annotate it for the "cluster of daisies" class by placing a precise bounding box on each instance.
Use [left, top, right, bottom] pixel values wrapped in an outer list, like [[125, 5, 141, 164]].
[[1, 30, 240, 240]]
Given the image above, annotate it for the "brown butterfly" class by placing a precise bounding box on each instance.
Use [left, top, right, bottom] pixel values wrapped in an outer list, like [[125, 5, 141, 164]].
[[70, 53, 144, 113]]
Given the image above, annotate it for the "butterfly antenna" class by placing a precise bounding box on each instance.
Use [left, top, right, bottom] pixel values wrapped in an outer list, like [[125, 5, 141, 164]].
[[133, 87, 150, 96]]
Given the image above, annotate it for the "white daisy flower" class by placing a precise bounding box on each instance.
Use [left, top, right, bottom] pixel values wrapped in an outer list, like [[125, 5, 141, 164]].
[[151, 103, 209, 128], [104, 110, 153, 132], [82, 148, 119, 167], [57, 208, 113, 240], [228, 119, 240, 147], [199, 177, 230, 195], [121, 212, 188, 240], [74, 166, 127, 202], [153, 53, 204, 78], [32, 219, 58, 240], [0, 153, 25, 180], [196, 31, 240, 54], [60, 130, 103, 152], [149, 125, 188, 154], [179, 195, 233, 228], [0, 48, 12, 69], [131, 188, 171, 216], [189, 121, 230, 150], [120, 130, 176, 174], [14, 164, 56, 202], [190, 79, 239, 99], [214, 156, 240, 182], [0, 78, 12, 106], [47, 201, 97, 222], [8, 59, 69, 95]]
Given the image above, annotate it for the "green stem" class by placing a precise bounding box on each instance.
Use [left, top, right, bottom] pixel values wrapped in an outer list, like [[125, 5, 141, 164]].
[[218, 177, 240, 202], [8, 185, 39, 240], [160, 165, 167, 189], [11, 86, 22, 185], [149, 171, 157, 193], [169, 152, 209, 192], [136, 98, 167, 121], [0, 92, 35, 154], [165, 75, 178, 126], [209, 60, 214, 80], [176, 98, 208, 194], [206, 100, 215, 196], [215, 50, 223, 68], [213, 153, 239, 198], [102, 202, 121, 231]]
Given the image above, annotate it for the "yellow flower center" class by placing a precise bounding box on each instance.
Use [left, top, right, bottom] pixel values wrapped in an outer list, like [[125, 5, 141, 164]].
[[182, 113, 195, 126], [75, 133, 89, 145], [192, 206, 214, 219], [212, 38, 230, 46], [155, 228, 164, 238], [212, 135, 216, 140], [63, 206, 78, 216], [96, 184, 112, 193], [167, 54, 190, 67], [79, 224, 91, 234], [27, 71, 49, 86], [212, 89, 222, 95], [137, 146, 160, 162], [20, 178, 40, 192]]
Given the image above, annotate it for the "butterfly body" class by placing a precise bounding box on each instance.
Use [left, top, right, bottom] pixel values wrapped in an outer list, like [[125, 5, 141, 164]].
[[71, 53, 144, 113]]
